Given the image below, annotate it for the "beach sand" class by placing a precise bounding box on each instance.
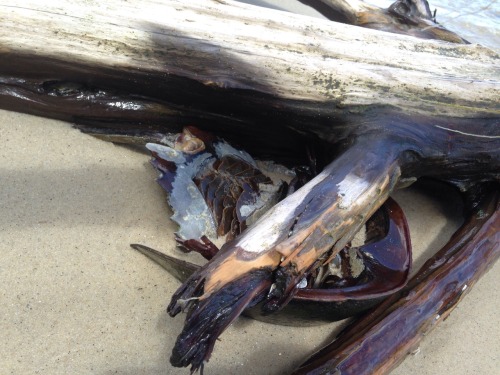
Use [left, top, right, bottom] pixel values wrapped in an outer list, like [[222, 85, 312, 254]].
[[0, 110, 498, 375]]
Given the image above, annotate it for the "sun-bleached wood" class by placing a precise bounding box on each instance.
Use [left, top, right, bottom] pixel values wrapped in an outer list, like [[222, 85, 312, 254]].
[[0, 0, 498, 121]]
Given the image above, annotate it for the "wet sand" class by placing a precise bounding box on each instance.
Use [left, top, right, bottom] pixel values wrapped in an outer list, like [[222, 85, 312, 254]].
[[0, 110, 498, 374]]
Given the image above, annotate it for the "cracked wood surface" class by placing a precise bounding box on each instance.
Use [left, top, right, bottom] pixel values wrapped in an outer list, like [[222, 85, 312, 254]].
[[1, 0, 498, 120]]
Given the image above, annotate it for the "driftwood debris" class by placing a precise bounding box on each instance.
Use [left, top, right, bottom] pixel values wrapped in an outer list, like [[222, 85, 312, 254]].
[[0, 1, 498, 129], [293, 184, 499, 374], [0, 0, 499, 373]]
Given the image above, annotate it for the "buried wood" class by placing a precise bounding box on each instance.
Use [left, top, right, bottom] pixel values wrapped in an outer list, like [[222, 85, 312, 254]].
[[0, 0, 499, 373]]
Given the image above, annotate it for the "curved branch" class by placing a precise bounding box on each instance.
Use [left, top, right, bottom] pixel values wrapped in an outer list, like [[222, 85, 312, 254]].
[[292, 185, 499, 375]]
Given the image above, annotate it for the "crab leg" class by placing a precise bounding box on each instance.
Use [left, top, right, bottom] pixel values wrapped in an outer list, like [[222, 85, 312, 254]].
[[167, 136, 403, 372], [292, 184, 499, 375]]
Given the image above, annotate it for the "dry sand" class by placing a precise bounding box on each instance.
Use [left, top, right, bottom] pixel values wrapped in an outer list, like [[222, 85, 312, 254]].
[[0, 110, 498, 375]]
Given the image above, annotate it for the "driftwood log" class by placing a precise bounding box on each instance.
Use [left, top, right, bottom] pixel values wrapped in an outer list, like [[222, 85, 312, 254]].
[[293, 183, 499, 374], [0, 0, 499, 374]]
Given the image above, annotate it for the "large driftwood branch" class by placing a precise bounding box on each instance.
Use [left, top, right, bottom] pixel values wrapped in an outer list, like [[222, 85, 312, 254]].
[[1, 0, 498, 177], [0, 0, 497, 120], [0, 0, 499, 373]]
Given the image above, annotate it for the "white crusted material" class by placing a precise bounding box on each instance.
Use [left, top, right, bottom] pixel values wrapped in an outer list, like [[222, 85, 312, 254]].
[[159, 133, 178, 147], [336, 173, 370, 209], [239, 160, 294, 226], [297, 278, 308, 289], [239, 204, 255, 219], [214, 141, 256, 166], [236, 168, 330, 253], [242, 182, 284, 226], [147, 141, 217, 240], [256, 160, 296, 181], [169, 153, 216, 240], [327, 255, 343, 279]]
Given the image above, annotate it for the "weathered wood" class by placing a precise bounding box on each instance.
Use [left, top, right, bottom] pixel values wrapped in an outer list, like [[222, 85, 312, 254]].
[[0, 0, 498, 122], [1, 0, 498, 178], [293, 184, 500, 374], [302, 0, 468, 42]]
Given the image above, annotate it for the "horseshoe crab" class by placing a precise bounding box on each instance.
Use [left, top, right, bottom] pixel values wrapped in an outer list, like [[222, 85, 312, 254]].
[[131, 127, 412, 326]]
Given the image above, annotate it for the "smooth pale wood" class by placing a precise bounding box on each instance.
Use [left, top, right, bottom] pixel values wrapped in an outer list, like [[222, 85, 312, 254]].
[[308, 0, 377, 23], [0, 0, 498, 120]]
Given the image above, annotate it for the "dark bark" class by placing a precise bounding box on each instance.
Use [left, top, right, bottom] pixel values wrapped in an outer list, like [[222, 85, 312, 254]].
[[292, 184, 499, 375]]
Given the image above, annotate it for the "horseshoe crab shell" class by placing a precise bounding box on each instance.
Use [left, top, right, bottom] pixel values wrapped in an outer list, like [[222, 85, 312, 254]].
[[146, 126, 289, 243], [134, 128, 411, 325]]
